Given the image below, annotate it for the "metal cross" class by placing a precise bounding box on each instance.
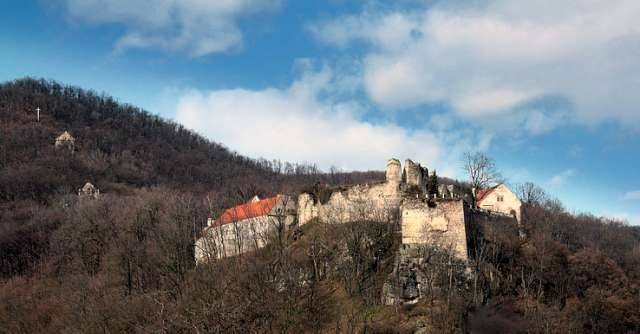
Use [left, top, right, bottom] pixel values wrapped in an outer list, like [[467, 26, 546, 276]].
[[36, 107, 40, 122]]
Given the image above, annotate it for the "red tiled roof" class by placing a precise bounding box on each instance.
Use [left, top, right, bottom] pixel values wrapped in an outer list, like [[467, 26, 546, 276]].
[[476, 186, 498, 203], [212, 195, 281, 227]]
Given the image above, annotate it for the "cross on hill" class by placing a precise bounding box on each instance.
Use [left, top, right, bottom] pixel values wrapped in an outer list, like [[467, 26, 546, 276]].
[[36, 107, 40, 122]]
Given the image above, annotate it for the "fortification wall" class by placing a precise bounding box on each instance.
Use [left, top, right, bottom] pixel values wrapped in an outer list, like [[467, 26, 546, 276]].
[[298, 181, 402, 225], [400, 199, 469, 260], [386, 158, 402, 184], [404, 159, 425, 190]]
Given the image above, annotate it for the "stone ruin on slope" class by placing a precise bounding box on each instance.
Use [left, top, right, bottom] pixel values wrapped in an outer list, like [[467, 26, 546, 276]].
[[196, 158, 521, 305], [55, 131, 75, 152], [297, 158, 473, 259], [78, 182, 100, 200]]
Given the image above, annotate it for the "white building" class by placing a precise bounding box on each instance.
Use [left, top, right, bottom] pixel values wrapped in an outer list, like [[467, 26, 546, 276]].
[[476, 183, 522, 223], [195, 195, 295, 263]]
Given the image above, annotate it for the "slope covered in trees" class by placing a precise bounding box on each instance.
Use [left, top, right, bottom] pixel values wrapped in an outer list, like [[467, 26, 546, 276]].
[[0, 79, 639, 333], [0, 78, 381, 202], [0, 78, 382, 277]]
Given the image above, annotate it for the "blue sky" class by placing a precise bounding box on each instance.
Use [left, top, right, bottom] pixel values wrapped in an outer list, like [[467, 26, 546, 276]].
[[2, 0, 639, 224]]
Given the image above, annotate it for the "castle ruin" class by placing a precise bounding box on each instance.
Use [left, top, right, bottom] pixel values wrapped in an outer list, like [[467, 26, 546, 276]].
[[296, 158, 479, 260], [195, 158, 522, 303]]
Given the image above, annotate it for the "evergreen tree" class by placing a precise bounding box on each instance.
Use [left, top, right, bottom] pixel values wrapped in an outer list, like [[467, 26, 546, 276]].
[[428, 169, 439, 197]]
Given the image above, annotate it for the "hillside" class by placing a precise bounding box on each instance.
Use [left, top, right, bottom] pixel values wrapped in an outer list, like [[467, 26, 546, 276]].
[[1, 79, 639, 333], [0, 78, 383, 202], [0, 78, 382, 277]]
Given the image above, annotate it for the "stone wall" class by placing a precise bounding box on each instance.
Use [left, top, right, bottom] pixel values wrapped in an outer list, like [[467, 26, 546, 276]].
[[297, 193, 318, 225], [386, 158, 402, 184], [298, 181, 402, 225], [384, 206, 519, 305], [400, 199, 469, 260], [404, 159, 425, 191]]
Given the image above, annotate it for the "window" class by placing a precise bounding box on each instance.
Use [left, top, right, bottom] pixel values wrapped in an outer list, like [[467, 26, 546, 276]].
[[497, 195, 504, 202]]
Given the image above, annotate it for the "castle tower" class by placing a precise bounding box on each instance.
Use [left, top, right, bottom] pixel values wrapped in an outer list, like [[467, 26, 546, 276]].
[[386, 159, 402, 184], [404, 159, 424, 189]]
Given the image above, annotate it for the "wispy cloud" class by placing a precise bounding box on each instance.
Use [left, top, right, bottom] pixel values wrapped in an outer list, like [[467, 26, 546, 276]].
[[174, 61, 484, 173], [63, 0, 280, 56], [309, 1, 640, 128], [548, 169, 576, 187], [623, 190, 640, 201]]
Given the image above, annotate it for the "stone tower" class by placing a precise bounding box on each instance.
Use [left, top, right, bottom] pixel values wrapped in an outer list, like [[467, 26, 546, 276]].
[[386, 159, 402, 184], [404, 159, 424, 190]]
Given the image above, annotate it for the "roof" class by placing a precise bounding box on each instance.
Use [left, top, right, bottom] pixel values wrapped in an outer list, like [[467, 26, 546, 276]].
[[56, 131, 74, 141], [211, 195, 281, 227], [476, 185, 500, 203]]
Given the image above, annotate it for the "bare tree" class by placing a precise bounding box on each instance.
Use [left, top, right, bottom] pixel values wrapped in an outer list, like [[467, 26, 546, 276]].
[[462, 151, 502, 191], [515, 182, 547, 205]]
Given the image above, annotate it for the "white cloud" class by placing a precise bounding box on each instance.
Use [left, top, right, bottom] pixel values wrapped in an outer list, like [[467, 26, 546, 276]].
[[548, 169, 576, 187], [63, 0, 280, 56], [602, 212, 640, 226], [623, 190, 640, 201], [310, 0, 640, 128], [174, 63, 481, 173], [454, 89, 531, 117]]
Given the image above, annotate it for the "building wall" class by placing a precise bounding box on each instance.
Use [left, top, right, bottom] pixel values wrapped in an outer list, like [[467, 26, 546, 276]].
[[400, 199, 469, 260], [195, 215, 275, 262], [196, 197, 296, 263], [478, 184, 522, 223]]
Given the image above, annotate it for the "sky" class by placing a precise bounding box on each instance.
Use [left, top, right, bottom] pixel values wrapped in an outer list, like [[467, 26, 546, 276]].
[[1, 0, 639, 224]]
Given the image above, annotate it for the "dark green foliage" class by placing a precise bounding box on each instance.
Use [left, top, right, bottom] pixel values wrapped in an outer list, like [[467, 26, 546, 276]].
[[428, 169, 439, 197]]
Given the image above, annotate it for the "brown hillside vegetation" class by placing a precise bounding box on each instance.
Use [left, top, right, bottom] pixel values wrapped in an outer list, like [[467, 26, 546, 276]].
[[0, 78, 382, 277], [0, 79, 639, 333]]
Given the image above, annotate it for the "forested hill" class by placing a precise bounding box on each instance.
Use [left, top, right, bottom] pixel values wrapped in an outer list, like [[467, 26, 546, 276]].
[[0, 78, 382, 203], [0, 78, 381, 279], [1, 78, 640, 333]]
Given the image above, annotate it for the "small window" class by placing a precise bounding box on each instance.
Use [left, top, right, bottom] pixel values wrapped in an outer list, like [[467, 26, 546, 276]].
[[497, 195, 504, 202]]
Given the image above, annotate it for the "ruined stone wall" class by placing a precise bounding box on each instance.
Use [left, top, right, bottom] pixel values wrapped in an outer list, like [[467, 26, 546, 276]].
[[386, 158, 402, 184], [400, 199, 469, 260], [297, 193, 318, 225], [384, 204, 519, 305], [298, 181, 402, 225], [404, 159, 425, 190], [297, 158, 405, 225]]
